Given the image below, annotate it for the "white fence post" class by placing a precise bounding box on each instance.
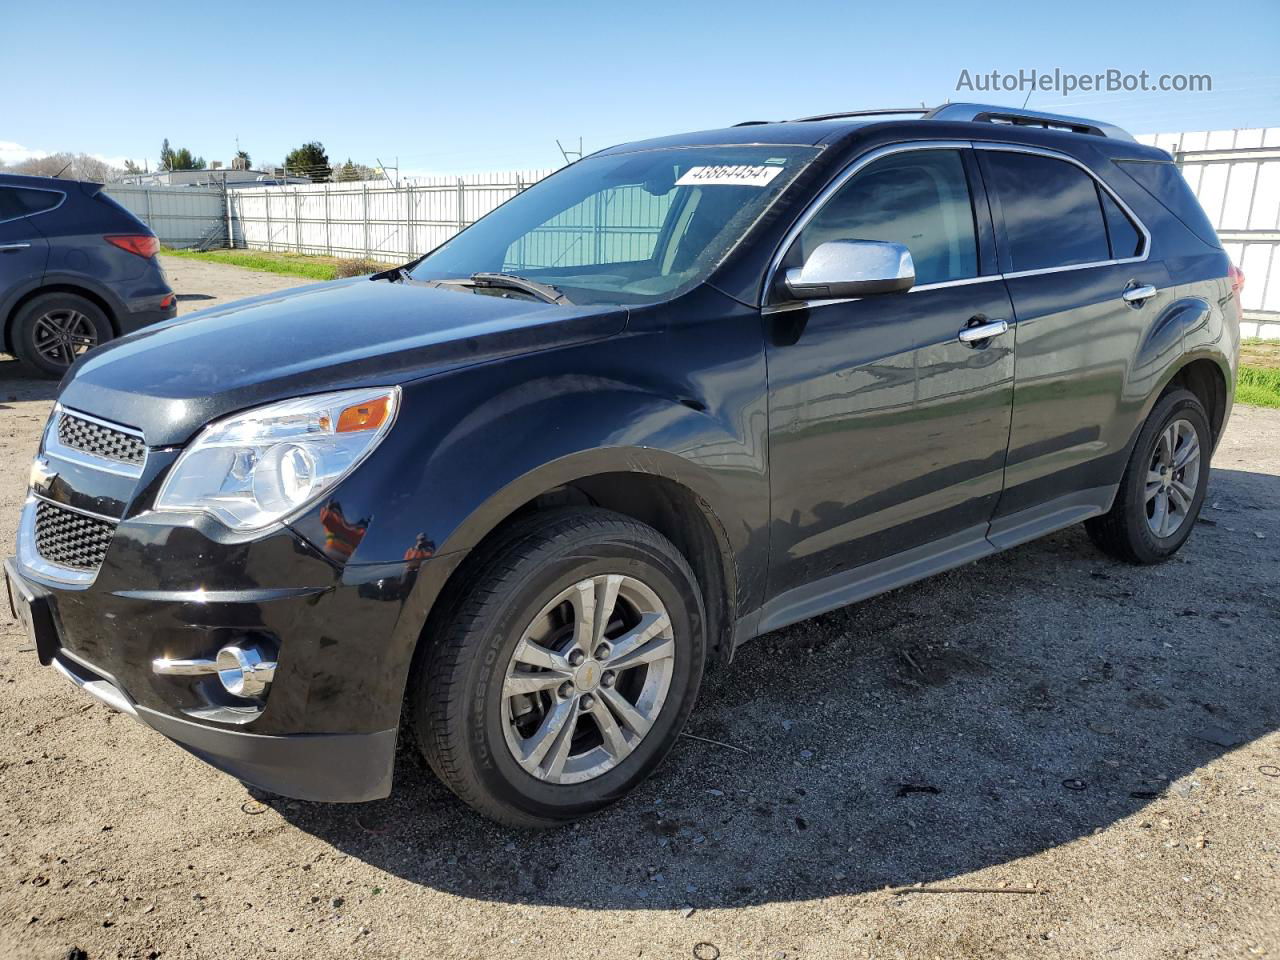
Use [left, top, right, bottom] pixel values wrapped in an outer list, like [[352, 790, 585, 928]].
[[362, 183, 370, 258]]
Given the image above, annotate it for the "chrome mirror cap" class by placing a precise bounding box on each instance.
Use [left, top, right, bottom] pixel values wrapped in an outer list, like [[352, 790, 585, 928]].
[[784, 239, 915, 301]]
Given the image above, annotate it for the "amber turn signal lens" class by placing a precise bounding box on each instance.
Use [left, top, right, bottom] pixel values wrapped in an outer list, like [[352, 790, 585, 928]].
[[336, 395, 391, 433]]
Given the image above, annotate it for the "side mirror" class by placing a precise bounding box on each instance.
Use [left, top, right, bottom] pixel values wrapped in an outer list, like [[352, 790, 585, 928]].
[[783, 240, 915, 300]]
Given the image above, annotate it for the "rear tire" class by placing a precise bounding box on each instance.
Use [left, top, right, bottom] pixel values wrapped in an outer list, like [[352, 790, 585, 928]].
[[12, 292, 112, 378], [410, 507, 706, 827], [1086, 387, 1211, 564]]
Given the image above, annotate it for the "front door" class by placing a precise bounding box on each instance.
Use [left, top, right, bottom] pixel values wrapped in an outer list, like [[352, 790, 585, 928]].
[[763, 146, 1016, 608]]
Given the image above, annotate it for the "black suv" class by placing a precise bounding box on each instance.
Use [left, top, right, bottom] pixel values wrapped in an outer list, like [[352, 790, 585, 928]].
[[4, 104, 1238, 826], [1, 173, 176, 377]]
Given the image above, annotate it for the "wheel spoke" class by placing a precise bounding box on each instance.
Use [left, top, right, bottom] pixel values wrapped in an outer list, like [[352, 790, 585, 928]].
[[570, 579, 596, 652], [1151, 491, 1169, 537], [1171, 478, 1196, 502], [592, 574, 622, 648], [519, 697, 576, 774], [590, 697, 632, 761], [503, 668, 570, 698], [1144, 481, 1162, 503], [601, 686, 654, 739], [511, 635, 567, 671], [1173, 435, 1200, 470], [605, 611, 671, 664], [1167, 483, 1191, 514], [608, 632, 675, 672], [541, 708, 579, 780]]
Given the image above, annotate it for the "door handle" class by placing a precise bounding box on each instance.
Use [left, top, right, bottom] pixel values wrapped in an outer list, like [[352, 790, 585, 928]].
[[958, 319, 1009, 344], [1122, 283, 1157, 305], [0, 242, 31, 253]]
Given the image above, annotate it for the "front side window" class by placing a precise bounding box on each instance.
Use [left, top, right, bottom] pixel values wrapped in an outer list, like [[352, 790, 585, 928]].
[[984, 152, 1111, 272], [789, 149, 979, 286], [410, 145, 818, 305]]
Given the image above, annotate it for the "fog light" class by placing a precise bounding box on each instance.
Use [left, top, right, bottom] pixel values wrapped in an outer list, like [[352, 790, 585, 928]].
[[215, 645, 276, 698]]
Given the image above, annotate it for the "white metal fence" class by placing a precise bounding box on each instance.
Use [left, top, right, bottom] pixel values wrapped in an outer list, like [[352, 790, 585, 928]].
[[103, 183, 227, 249], [225, 171, 555, 262], [1138, 128, 1280, 338], [105, 131, 1280, 339]]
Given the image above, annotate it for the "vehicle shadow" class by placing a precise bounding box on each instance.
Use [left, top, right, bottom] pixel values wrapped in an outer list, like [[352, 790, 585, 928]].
[[268, 465, 1280, 909], [0, 357, 58, 406]]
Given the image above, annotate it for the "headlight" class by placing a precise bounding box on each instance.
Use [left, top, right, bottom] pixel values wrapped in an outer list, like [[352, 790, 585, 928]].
[[155, 387, 400, 531]]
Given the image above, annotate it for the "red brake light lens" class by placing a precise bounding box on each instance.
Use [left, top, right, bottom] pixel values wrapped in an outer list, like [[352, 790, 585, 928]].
[[106, 235, 159, 258], [1228, 263, 1245, 296]]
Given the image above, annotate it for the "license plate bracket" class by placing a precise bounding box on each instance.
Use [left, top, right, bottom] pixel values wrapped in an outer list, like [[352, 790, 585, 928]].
[[4, 558, 59, 665]]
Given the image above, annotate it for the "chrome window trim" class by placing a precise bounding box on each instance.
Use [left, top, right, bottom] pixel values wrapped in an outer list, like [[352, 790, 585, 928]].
[[15, 496, 98, 587], [0, 184, 67, 227], [45, 404, 147, 478], [762, 139, 1154, 309]]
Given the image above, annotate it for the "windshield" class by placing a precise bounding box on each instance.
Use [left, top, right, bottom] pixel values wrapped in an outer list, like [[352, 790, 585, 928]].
[[408, 145, 819, 305]]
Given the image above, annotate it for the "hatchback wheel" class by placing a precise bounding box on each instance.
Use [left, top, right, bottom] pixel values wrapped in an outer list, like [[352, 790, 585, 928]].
[[411, 507, 706, 827], [13, 292, 111, 378], [1086, 387, 1211, 563]]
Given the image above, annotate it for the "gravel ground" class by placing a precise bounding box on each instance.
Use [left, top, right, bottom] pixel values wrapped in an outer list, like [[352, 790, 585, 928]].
[[1, 260, 1278, 960]]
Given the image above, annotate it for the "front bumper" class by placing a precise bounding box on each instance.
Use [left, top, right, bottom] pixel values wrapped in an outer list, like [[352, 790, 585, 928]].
[[5, 535, 412, 803]]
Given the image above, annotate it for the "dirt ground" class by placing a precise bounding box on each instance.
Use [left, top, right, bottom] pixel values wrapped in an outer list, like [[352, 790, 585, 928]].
[[1, 259, 1278, 960]]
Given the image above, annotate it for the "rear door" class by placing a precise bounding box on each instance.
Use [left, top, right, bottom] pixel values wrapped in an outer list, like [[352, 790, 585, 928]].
[[976, 145, 1172, 539], [763, 145, 1016, 604], [0, 186, 55, 304]]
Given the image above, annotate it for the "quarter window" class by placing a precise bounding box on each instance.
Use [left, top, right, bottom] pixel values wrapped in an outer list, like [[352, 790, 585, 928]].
[[0, 186, 62, 221], [792, 149, 979, 286], [984, 152, 1111, 272]]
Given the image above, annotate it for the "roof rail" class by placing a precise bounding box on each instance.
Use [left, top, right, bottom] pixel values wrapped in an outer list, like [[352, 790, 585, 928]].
[[923, 102, 1135, 141], [792, 107, 930, 123]]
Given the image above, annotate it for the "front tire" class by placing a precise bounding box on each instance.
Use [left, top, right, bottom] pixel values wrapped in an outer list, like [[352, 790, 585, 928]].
[[411, 508, 706, 827], [1086, 387, 1211, 564]]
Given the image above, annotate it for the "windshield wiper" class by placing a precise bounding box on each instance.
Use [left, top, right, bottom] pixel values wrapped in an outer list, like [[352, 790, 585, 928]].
[[470, 272, 572, 305]]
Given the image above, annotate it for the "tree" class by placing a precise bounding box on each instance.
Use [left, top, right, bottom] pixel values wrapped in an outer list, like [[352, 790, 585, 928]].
[[5, 152, 123, 183], [334, 158, 376, 182], [123, 159, 142, 175], [285, 141, 331, 182], [159, 138, 205, 170], [235, 149, 251, 169]]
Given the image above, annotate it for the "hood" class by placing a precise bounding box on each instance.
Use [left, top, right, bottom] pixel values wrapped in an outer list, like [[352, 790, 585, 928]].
[[59, 277, 628, 446]]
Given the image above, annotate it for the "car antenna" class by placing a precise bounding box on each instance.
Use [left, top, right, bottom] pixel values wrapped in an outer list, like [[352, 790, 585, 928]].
[[54, 160, 73, 179]]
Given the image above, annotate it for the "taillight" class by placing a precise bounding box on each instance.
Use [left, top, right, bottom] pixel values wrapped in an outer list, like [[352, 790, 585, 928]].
[[106, 235, 159, 258], [1229, 263, 1245, 296]]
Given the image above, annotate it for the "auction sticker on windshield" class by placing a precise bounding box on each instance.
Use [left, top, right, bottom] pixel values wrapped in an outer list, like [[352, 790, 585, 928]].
[[675, 164, 785, 187]]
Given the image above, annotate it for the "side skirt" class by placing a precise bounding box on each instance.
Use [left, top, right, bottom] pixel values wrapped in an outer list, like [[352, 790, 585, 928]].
[[736, 484, 1117, 646]]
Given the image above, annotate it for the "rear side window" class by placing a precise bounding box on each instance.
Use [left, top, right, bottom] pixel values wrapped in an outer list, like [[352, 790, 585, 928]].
[[0, 186, 63, 221], [1100, 190, 1143, 258], [794, 149, 978, 285], [1116, 159, 1222, 249], [984, 152, 1110, 272]]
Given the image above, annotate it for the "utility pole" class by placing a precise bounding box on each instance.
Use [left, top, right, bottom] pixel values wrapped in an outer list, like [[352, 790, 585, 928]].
[[556, 137, 583, 166]]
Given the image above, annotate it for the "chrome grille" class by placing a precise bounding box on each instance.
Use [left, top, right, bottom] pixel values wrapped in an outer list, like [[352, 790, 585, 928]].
[[56, 412, 146, 466], [33, 500, 115, 571]]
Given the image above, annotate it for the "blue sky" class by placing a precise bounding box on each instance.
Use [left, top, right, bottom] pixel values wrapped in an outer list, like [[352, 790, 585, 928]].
[[5, 0, 1278, 176]]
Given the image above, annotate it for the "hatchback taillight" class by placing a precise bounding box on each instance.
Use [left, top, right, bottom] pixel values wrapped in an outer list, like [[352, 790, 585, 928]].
[[1229, 263, 1245, 296], [106, 235, 159, 258]]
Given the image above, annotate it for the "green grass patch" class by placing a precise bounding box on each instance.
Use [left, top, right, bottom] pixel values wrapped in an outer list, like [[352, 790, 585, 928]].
[[160, 248, 393, 282], [1238, 364, 1280, 409]]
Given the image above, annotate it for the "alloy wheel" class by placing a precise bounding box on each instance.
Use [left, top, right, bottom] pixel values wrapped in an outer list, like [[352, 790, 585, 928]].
[[31, 308, 100, 367], [501, 574, 676, 785], [1145, 417, 1200, 538]]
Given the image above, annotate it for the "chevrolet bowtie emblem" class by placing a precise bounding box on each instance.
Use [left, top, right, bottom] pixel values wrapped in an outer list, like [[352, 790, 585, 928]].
[[29, 457, 57, 493]]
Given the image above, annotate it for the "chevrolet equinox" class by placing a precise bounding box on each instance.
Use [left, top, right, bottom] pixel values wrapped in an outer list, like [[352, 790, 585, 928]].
[[5, 104, 1240, 826]]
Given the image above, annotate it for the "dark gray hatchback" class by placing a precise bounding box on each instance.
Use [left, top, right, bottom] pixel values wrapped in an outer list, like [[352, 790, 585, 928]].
[[5, 104, 1239, 826], [0, 173, 176, 376]]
